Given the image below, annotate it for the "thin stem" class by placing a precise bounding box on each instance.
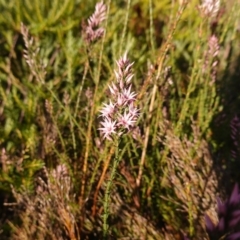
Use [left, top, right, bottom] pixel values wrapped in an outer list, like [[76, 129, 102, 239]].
[[74, 61, 89, 118], [119, 0, 131, 55], [92, 144, 115, 216], [136, 1, 188, 187], [149, 0, 155, 54], [103, 138, 120, 239], [79, 0, 112, 210]]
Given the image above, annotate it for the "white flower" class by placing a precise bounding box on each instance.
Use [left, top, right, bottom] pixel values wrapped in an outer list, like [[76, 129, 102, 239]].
[[99, 101, 115, 118], [128, 103, 139, 119], [125, 73, 134, 85], [200, 0, 220, 17], [117, 111, 136, 130], [122, 85, 137, 103], [117, 93, 126, 107], [98, 118, 117, 140], [108, 83, 118, 96]]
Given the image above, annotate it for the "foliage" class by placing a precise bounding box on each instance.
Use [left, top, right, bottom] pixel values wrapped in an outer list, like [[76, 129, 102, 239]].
[[0, 0, 240, 239]]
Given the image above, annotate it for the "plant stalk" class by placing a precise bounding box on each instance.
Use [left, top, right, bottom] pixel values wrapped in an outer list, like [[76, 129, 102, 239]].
[[103, 138, 120, 239]]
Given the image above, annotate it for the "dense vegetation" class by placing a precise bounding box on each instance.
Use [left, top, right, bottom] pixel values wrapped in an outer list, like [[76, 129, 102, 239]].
[[0, 0, 240, 239]]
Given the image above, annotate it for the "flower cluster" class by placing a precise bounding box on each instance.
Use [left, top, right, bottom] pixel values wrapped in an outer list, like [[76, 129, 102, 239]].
[[205, 183, 240, 240], [84, 1, 107, 43], [21, 23, 46, 83], [199, 0, 220, 18], [99, 54, 139, 140], [203, 34, 220, 84]]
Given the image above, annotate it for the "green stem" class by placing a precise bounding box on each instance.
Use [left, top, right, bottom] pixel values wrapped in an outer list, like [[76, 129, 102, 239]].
[[103, 138, 120, 239]]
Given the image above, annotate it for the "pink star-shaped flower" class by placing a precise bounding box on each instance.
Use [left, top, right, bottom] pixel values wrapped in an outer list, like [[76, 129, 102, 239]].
[[122, 85, 137, 103], [128, 103, 139, 119], [117, 111, 136, 130], [108, 83, 118, 96], [99, 101, 115, 118], [98, 118, 117, 140]]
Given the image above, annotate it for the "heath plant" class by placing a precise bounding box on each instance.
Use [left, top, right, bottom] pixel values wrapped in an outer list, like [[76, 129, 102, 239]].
[[98, 53, 139, 238], [0, 0, 240, 239]]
